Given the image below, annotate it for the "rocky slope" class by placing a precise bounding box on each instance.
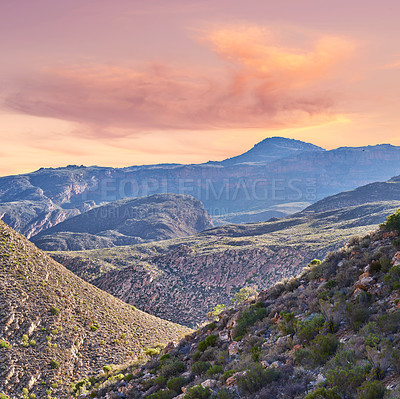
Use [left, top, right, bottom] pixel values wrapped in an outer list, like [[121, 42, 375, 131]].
[[77, 210, 400, 399], [2, 139, 400, 235], [0, 221, 191, 399], [53, 200, 400, 327], [31, 194, 213, 251]]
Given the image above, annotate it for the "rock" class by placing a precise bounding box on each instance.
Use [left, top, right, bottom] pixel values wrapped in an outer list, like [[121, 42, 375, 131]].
[[226, 372, 244, 387], [392, 252, 400, 266], [228, 341, 241, 356], [219, 329, 230, 342], [163, 341, 175, 353], [201, 379, 218, 389], [354, 276, 374, 291]]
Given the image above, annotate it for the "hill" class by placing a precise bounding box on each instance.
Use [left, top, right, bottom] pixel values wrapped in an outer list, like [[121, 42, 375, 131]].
[[0, 221, 191, 399], [52, 200, 400, 327], [71, 210, 400, 399], [2, 139, 400, 235], [30, 194, 213, 251]]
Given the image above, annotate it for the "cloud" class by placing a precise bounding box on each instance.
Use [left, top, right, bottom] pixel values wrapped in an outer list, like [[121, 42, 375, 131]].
[[4, 25, 354, 138], [380, 59, 400, 70]]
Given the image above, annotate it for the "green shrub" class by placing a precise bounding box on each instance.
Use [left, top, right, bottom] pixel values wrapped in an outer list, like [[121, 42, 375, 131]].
[[377, 312, 400, 333], [191, 361, 211, 376], [216, 389, 233, 399], [160, 360, 185, 378], [310, 334, 339, 365], [325, 365, 368, 397], [50, 360, 60, 369], [250, 345, 261, 361], [50, 306, 60, 316], [198, 335, 217, 352], [185, 385, 212, 399], [384, 209, 400, 232], [206, 364, 223, 376], [384, 265, 400, 290], [153, 375, 167, 387], [232, 305, 267, 340], [147, 390, 176, 399], [166, 376, 186, 392], [103, 365, 112, 374], [232, 287, 258, 306], [356, 380, 385, 399], [221, 369, 237, 382], [0, 339, 12, 349], [237, 365, 280, 393], [305, 387, 341, 399], [345, 303, 370, 331], [192, 351, 201, 361], [296, 314, 325, 344], [278, 312, 296, 335]]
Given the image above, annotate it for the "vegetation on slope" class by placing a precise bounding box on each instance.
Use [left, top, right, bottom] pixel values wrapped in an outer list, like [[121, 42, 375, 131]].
[[0, 221, 191, 399], [81, 210, 400, 398]]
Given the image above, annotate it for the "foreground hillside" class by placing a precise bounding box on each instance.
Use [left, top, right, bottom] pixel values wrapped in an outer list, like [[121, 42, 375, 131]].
[[31, 194, 213, 251], [0, 221, 191, 399], [53, 200, 400, 327], [81, 211, 400, 399]]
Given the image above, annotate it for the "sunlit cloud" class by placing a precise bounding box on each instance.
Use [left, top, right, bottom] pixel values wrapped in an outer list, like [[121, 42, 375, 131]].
[[3, 25, 355, 139]]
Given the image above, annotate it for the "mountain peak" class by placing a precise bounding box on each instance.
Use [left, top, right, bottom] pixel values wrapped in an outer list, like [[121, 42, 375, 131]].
[[221, 136, 325, 166]]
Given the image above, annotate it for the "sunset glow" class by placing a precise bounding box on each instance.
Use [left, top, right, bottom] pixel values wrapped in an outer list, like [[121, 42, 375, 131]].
[[1, 0, 400, 175]]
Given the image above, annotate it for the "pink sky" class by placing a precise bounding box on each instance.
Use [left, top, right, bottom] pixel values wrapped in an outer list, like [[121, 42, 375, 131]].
[[1, 0, 400, 175]]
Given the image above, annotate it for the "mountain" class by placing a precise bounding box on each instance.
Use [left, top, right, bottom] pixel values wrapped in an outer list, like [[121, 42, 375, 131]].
[[73, 213, 400, 398], [1, 139, 400, 236], [30, 194, 213, 251], [304, 174, 400, 213], [220, 136, 324, 166], [52, 200, 400, 327], [0, 220, 191, 399]]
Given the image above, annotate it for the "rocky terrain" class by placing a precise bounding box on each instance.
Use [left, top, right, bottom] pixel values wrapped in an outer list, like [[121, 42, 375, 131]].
[[53, 200, 400, 327], [31, 194, 213, 251], [74, 210, 400, 399], [0, 221, 191, 399], [2, 138, 400, 235]]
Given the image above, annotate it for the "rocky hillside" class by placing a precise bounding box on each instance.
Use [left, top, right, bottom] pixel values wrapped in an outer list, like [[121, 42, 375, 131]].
[[31, 194, 213, 251], [77, 210, 400, 399], [0, 221, 191, 399], [2, 139, 400, 235], [53, 200, 400, 327]]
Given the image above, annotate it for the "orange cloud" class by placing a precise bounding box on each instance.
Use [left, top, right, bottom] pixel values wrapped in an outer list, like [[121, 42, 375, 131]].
[[380, 59, 400, 69], [4, 25, 355, 137]]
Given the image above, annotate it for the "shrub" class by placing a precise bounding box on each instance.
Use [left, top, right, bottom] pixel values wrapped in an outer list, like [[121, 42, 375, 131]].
[[356, 380, 385, 399], [384, 265, 400, 290], [185, 385, 212, 399], [384, 209, 400, 232], [160, 360, 185, 378], [377, 312, 400, 334], [278, 312, 296, 335], [166, 376, 186, 392], [198, 335, 217, 352], [50, 306, 60, 315], [191, 361, 211, 376], [206, 364, 223, 376], [305, 387, 341, 399], [250, 345, 261, 361], [296, 314, 325, 344], [325, 365, 368, 397], [237, 365, 280, 393], [103, 365, 112, 374], [309, 259, 322, 266], [147, 390, 176, 399], [221, 369, 237, 383], [0, 339, 12, 349], [29, 340, 36, 347], [232, 305, 267, 340], [310, 334, 339, 365], [50, 360, 60, 369], [345, 303, 370, 331], [153, 375, 167, 387], [232, 287, 258, 306]]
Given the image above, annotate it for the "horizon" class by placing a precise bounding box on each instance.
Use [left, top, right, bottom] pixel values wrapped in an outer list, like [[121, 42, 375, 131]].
[[1, 0, 400, 175]]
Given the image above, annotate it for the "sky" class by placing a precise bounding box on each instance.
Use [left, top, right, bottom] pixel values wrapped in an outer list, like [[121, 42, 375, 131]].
[[1, 0, 400, 175]]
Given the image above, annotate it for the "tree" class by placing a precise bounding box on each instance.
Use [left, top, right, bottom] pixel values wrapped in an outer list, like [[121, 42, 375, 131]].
[[232, 287, 258, 306]]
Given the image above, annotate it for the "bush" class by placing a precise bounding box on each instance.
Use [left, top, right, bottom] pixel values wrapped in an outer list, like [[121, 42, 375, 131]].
[[221, 369, 237, 383], [356, 380, 385, 399], [237, 365, 280, 393], [50, 306, 60, 315], [384, 209, 400, 232], [310, 334, 339, 365], [166, 376, 186, 392], [161, 360, 185, 378], [50, 360, 60, 369], [185, 385, 212, 399], [198, 335, 217, 352], [232, 305, 267, 340], [232, 287, 258, 306], [305, 387, 341, 399], [296, 314, 325, 344], [206, 364, 223, 376], [377, 312, 400, 334], [345, 303, 370, 331], [147, 390, 176, 399], [384, 265, 400, 290], [191, 361, 211, 376], [278, 312, 296, 335], [0, 339, 11, 349]]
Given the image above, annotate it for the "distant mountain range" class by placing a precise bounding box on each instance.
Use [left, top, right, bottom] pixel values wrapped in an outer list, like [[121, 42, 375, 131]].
[[1, 137, 400, 238], [31, 193, 213, 251]]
